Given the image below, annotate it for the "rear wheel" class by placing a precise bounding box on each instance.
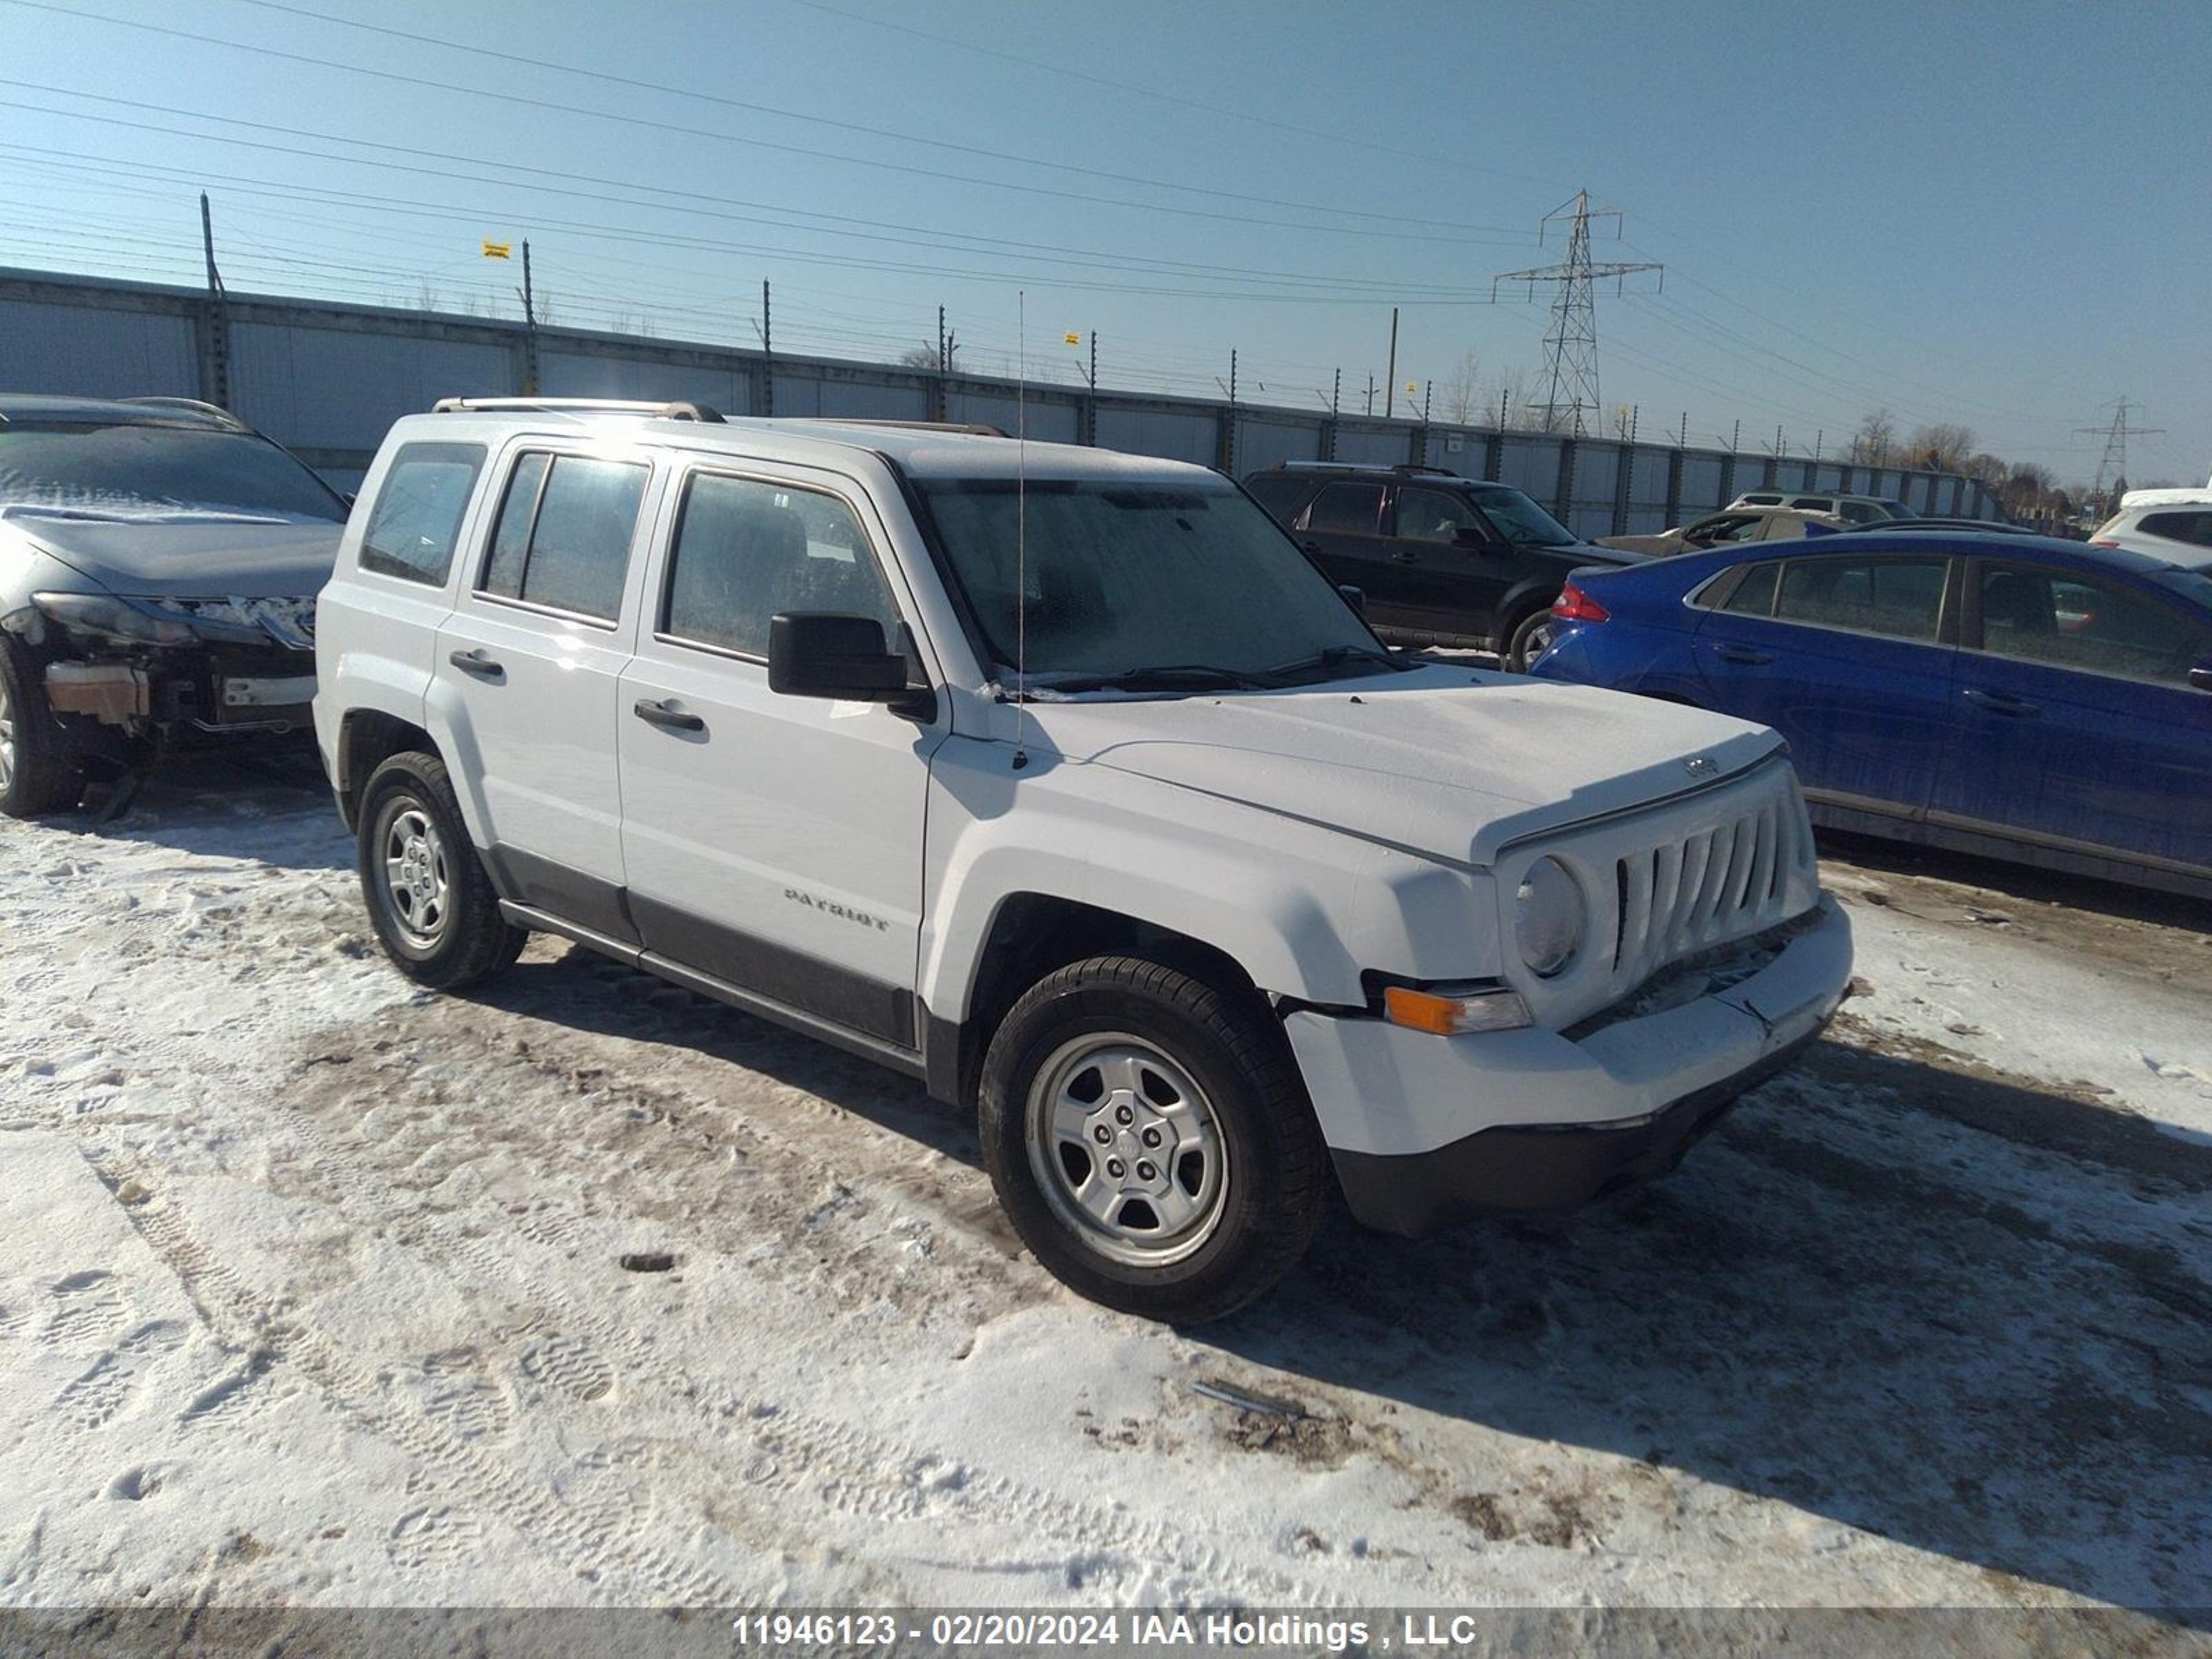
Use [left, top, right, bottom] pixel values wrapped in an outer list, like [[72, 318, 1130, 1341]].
[[0, 638, 84, 818], [980, 955, 1330, 1323], [1503, 608, 1558, 673], [357, 750, 524, 989]]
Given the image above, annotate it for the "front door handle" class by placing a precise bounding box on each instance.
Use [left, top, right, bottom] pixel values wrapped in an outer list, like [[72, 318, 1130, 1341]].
[[448, 647, 503, 677], [1712, 644, 1772, 666], [1962, 687, 2039, 718], [632, 697, 705, 733], [1300, 538, 1322, 554]]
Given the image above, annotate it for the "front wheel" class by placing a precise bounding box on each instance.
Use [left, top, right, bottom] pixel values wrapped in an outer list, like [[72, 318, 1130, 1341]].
[[979, 956, 1330, 1323], [0, 637, 85, 818], [356, 750, 524, 990], [1503, 608, 1558, 673]]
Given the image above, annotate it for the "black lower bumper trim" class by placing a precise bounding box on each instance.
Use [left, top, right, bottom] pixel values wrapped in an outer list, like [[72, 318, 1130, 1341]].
[[1332, 1027, 1823, 1236]]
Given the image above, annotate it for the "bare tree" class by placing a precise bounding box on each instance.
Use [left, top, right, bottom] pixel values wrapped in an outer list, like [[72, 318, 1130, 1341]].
[[1849, 408, 1896, 465], [1490, 366, 1533, 430], [1907, 422, 1976, 471], [1441, 348, 1481, 424], [898, 344, 939, 370]]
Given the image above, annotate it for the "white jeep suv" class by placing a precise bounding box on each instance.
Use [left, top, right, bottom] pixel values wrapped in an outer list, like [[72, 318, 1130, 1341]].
[[315, 398, 1853, 1321]]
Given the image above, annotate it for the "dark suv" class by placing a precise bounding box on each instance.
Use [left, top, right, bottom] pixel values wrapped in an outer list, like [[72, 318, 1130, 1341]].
[[1241, 462, 1643, 669]]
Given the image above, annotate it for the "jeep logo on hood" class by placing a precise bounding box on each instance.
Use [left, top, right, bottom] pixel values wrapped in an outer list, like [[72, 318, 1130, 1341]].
[[1683, 756, 1719, 779]]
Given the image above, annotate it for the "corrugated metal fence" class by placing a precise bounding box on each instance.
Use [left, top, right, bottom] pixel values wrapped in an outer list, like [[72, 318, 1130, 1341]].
[[1, 267, 2000, 527]]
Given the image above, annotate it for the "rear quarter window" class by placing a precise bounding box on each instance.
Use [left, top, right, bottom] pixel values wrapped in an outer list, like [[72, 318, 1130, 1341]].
[[357, 442, 485, 586]]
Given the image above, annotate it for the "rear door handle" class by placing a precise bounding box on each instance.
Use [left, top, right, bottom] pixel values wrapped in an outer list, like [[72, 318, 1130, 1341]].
[[1712, 644, 1772, 666], [1962, 687, 2039, 718], [632, 697, 705, 733], [448, 648, 503, 677], [1390, 547, 1422, 563], [1300, 538, 1322, 554]]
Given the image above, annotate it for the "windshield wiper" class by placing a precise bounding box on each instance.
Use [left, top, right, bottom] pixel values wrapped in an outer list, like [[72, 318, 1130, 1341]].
[[1262, 644, 1405, 682], [1016, 663, 1279, 695]]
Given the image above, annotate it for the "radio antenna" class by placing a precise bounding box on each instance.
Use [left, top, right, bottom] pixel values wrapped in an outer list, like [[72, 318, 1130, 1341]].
[[1011, 288, 1030, 771]]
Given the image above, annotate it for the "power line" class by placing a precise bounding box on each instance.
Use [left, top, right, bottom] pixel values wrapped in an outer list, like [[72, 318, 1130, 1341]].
[[0, 107, 1505, 311], [0, 139, 1512, 310], [773, 0, 1568, 191], [2, 0, 1528, 243], [0, 83, 1501, 301]]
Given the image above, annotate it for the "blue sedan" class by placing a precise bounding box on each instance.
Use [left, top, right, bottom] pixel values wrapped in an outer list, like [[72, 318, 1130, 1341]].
[[1528, 530, 2212, 899]]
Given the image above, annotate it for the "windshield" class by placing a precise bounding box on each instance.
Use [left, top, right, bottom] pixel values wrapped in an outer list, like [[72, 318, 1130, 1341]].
[[1877, 499, 1916, 519], [915, 477, 1390, 688], [1468, 484, 1578, 546], [0, 422, 348, 523]]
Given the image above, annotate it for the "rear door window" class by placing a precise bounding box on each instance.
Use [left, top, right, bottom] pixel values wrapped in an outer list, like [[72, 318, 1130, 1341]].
[[1303, 481, 1385, 534], [1773, 555, 1948, 641], [359, 442, 485, 585], [1715, 561, 1780, 615], [478, 452, 648, 624], [1976, 563, 2209, 685]]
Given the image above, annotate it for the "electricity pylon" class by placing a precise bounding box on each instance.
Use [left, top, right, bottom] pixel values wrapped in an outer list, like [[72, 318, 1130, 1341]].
[[2075, 397, 2162, 516], [1494, 189, 1662, 436]]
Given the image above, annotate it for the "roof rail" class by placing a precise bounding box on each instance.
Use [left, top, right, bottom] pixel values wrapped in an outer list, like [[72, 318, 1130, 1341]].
[[1273, 460, 1457, 476], [431, 396, 726, 423], [119, 396, 250, 431], [803, 418, 1009, 438]]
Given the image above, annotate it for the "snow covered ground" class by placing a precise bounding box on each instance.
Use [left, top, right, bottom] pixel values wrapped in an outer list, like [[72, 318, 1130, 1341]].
[[1, 755, 2207, 1629]]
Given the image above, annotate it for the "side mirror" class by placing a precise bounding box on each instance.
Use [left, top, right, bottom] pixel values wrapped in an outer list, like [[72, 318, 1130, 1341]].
[[1337, 583, 1366, 617], [768, 612, 910, 702], [1452, 525, 1489, 550], [2190, 659, 2212, 693]]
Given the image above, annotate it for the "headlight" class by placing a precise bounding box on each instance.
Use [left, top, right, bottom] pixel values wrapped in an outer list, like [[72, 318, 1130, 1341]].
[[31, 592, 196, 646], [1515, 856, 1586, 978]]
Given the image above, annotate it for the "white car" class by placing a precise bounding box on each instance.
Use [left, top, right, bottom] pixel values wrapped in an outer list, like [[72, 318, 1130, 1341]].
[[2091, 489, 2212, 566], [1727, 489, 1914, 525], [314, 398, 1853, 1320]]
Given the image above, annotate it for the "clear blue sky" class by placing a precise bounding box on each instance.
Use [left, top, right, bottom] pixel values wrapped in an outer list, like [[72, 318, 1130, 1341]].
[[2, 0, 2207, 485]]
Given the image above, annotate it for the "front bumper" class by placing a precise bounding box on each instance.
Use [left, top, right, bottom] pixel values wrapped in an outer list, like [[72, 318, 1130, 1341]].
[[1284, 894, 1852, 1234]]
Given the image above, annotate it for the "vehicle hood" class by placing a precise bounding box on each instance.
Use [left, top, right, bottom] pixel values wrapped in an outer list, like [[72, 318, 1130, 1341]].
[[4, 509, 343, 598], [1022, 664, 1782, 868]]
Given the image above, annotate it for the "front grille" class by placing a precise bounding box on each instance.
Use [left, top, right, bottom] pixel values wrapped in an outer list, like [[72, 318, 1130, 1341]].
[[1494, 758, 1820, 1032], [1609, 796, 1797, 992]]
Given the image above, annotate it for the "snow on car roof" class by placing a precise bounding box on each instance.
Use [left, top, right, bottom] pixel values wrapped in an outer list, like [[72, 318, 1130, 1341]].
[[2118, 487, 2212, 509]]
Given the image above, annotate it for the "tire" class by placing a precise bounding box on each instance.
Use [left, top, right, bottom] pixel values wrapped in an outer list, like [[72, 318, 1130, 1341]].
[[979, 955, 1331, 1323], [1503, 607, 1558, 673], [356, 749, 524, 991], [0, 637, 84, 818]]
